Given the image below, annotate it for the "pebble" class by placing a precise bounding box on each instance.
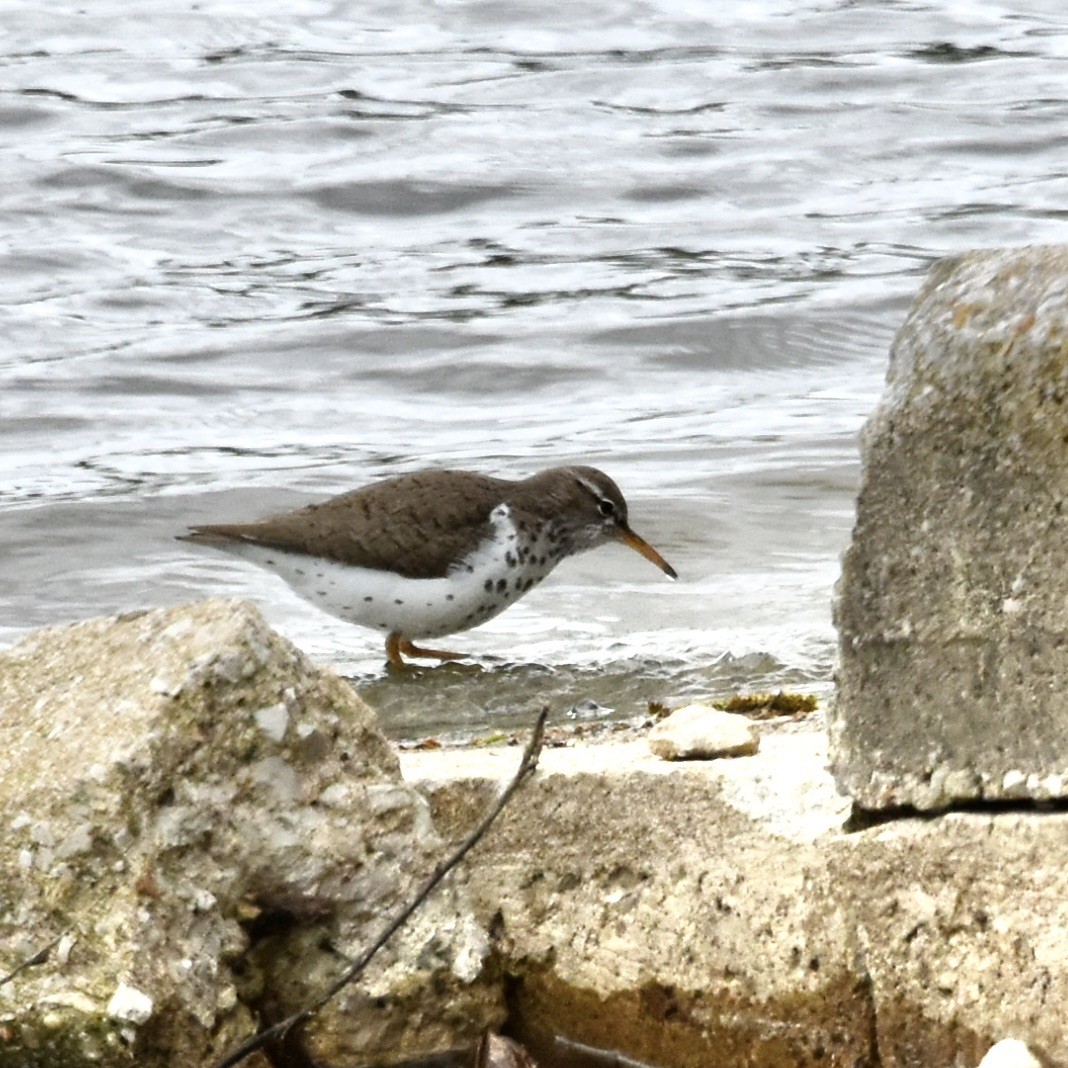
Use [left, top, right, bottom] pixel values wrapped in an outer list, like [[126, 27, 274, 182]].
[[978, 1039, 1042, 1068], [106, 982, 154, 1025], [648, 704, 759, 760]]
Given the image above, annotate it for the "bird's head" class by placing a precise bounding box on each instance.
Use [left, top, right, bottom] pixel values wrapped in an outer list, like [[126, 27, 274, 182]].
[[534, 466, 677, 579]]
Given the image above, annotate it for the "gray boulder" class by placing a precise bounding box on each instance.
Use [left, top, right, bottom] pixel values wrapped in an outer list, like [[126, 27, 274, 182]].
[[832, 245, 1068, 809], [0, 600, 499, 1067]]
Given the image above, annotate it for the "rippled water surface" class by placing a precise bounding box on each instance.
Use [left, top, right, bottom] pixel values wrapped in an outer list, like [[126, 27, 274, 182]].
[[4, 1, 1068, 735]]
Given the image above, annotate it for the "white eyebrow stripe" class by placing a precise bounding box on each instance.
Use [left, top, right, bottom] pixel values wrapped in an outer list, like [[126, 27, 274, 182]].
[[575, 476, 604, 500]]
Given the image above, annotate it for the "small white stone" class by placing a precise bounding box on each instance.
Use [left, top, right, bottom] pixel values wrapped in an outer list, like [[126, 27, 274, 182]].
[[17, 849, 33, 869], [1001, 769, 1028, 796], [317, 782, 351, 808], [648, 704, 759, 761], [192, 888, 217, 913], [365, 783, 414, 815], [56, 934, 76, 966], [978, 1038, 1042, 1068], [106, 982, 154, 1025], [254, 702, 289, 742], [40, 990, 100, 1016], [149, 675, 179, 697], [250, 756, 301, 802], [56, 823, 94, 859], [942, 769, 977, 798], [30, 823, 56, 847], [159, 618, 194, 641]]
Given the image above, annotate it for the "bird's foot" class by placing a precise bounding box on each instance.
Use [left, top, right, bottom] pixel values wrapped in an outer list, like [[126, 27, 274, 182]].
[[386, 633, 469, 667]]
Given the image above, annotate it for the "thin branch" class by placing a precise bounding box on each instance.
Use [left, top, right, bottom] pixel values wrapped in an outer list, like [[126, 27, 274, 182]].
[[215, 706, 549, 1068], [555, 1036, 658, 1068], [0, 935, 64, 988]]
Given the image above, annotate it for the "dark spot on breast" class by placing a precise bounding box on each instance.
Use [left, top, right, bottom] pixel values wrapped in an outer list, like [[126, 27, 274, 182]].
[[364, 596, 374, 602], [496, 579, 507, 593], [395, 599, 404, 605], [266, 558, 276, 566], [539, 555, 547, 566], [514, 577, 525, 590], [294, 567, 305, 576], [505, 552, 516, 567], [484, 579, 493, 592], [446, 593, 455, 601], [317, 591, 327, 597], [523, 578, 535, 591]]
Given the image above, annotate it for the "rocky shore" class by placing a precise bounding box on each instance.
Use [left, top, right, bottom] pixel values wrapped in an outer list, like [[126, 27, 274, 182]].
[[2, 596, 1063, 1067]]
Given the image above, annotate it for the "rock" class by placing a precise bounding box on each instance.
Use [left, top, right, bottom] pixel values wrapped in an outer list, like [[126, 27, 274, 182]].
[[647, 704, 759, 759], [106, 982, 155, 1026], [402, 727, 1068, 1068], [477, 1032, 538, 1067], [0, 600, 499, 1068], [832, 245, 1068, 809], [979, 1039, 1044, 1068]]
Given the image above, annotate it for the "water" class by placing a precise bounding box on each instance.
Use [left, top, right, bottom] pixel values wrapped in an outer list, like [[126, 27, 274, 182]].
[[4, 1, 1068, 737]]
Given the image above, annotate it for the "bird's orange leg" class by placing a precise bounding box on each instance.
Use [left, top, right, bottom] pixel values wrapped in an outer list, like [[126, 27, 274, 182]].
[[385, 633, 468, 666]]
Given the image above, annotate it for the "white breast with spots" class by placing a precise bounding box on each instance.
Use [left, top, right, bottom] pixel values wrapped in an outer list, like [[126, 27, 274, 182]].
[[220, 503, 562, 639]]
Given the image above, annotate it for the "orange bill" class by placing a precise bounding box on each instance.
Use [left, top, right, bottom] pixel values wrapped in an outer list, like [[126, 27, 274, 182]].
[[617, 526, 677, 580]]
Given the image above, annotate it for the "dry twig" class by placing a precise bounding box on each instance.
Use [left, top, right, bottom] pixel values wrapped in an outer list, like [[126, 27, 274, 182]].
[[0, 935, 64, 989], [555, 1035, 657, 1068]]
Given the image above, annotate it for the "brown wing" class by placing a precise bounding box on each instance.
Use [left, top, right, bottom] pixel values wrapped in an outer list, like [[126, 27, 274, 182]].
[[185, 470, 511, 580]]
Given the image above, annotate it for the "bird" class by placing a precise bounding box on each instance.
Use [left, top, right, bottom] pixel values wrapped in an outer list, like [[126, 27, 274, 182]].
[[179, 465, 676, 666]]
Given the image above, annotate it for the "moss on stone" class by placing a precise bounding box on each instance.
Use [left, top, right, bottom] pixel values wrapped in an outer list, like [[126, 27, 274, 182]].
[[713, 691, 818, 718]]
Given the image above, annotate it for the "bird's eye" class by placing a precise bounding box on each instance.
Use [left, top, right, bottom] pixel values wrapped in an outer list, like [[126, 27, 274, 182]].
[[598, 498, 616, 517]]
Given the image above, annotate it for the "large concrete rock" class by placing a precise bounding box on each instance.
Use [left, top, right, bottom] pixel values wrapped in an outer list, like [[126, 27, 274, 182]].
[[403, 725, 1068, 1068], [0, 600, 498, 1068], [832, 245, 1068, 809]]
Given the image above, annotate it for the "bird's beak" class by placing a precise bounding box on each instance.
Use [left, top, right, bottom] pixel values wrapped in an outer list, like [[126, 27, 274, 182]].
[[616, 525, 677, 580]]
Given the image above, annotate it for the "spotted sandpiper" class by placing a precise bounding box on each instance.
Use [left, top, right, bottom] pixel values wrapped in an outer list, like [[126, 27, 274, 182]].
[[179, 465, 676, 666]]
